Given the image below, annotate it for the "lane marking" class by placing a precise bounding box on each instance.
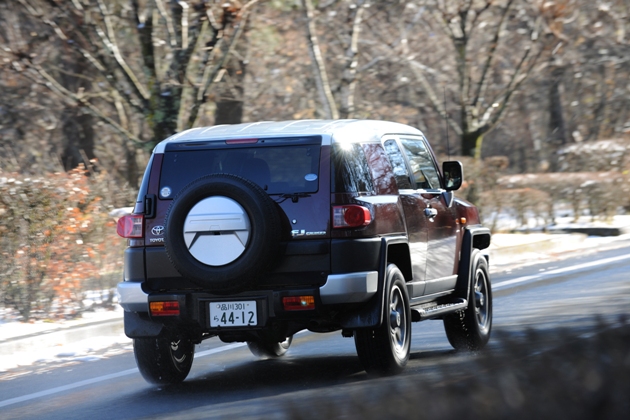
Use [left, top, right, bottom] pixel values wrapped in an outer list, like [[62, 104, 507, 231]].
[[0, 342, 245, 409], [0, 368, 138, 408], [493, 254, 630, 290]]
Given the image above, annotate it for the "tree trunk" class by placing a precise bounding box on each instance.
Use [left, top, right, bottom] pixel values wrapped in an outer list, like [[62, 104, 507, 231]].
[[548, 64, 568, 171], [213, 12, 248, 125], [215, 100, 244, 125], [61, 110, 96, 171], [461, 131, 482, 157]]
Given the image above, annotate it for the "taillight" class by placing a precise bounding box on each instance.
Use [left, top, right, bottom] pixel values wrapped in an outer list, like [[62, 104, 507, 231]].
[[150, 301, 180, 316], [116, 214, 144, 238], [332, 205, 371, 228], [282, 296, 315, 311]]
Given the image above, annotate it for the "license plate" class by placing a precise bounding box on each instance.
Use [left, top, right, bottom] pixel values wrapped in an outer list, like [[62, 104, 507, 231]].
[[210, 301, 257, 327]]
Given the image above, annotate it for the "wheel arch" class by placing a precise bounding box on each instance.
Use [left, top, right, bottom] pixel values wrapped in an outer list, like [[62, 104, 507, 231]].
[[454, 225, 491, 300], [339, 236, 410, 329]]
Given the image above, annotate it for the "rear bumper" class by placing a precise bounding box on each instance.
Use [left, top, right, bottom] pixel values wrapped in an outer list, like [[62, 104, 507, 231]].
[[319, 271, 378, 304], [117, 270, 378, 314], [117, 281, 148, 312]]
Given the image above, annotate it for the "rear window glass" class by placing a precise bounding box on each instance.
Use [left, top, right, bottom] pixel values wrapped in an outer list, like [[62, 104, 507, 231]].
[[159, 142, 321, 198], [331, 143, 374, 193]]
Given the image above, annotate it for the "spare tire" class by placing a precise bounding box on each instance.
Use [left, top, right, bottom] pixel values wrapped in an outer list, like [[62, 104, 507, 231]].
[[164, 174, 281, 293]]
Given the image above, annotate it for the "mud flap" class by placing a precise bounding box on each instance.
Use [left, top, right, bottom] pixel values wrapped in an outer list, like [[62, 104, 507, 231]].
[[124, 311, 164, 338]]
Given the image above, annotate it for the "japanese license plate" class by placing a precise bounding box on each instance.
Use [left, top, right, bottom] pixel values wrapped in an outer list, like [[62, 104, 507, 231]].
[[210, 301, 257, 327]]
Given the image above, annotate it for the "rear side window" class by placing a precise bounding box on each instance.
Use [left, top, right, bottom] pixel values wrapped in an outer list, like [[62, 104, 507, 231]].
[[159, 142, 321, 198], [331, 143, 374, 193]]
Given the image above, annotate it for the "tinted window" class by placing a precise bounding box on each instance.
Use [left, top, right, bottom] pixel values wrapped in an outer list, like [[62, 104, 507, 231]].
[[159, 144, 321, 198], [331, 143, 374, 193], [399, 138, 441, 189], [383, 139, 412, 190], [362, 143, 398, 194]]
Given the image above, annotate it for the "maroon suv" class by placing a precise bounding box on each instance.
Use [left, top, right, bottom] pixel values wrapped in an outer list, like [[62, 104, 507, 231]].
[[117, 120, 492, 384]]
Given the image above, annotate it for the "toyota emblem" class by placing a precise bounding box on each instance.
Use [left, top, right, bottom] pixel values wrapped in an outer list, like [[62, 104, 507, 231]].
[[151, 225, 165, 236]]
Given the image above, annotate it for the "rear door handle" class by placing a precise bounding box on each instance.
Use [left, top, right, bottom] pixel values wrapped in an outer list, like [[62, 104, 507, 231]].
[[424, 208, 438, 218]]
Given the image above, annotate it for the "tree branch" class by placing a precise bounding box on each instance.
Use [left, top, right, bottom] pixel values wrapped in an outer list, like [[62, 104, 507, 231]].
[[303, 0, 339, 120], [339, 1, 369, 119], [95, 0, 150, 101], [187, 9, 250, 128], [16, 61, 145, 145], [471, 0, 515, 107], [154, 0, 177, 47]]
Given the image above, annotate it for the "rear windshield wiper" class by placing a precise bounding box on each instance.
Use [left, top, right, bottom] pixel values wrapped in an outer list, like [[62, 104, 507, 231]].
[[271, 192, 312, 203]]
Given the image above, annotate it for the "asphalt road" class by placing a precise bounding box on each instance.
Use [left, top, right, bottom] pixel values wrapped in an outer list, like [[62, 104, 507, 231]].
[[1, 243, 629, 420]]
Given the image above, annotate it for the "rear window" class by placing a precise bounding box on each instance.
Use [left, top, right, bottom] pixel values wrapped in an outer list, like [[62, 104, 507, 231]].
[[159, 139, 321, 198]]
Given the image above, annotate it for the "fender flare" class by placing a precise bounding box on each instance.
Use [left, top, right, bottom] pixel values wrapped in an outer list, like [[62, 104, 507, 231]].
[[454, 225, 491, 300], [339, 236, 410, 329]]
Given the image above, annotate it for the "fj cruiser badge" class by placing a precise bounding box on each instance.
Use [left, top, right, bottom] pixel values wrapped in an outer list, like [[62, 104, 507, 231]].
[[291, 229, 325, 237]]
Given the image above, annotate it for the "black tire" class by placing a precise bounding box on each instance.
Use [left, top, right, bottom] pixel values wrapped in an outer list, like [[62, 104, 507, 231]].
[[164, 174, 281, 293], [354, 264, 411, 375], [443, 250, 493, 351], [134, 336, 194, 385], [247, 334, 293, 358]]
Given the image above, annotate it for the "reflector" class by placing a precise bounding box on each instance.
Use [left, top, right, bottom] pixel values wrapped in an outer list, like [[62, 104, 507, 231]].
[[282, 296, 315, 311], [150, 301, 180, 316]]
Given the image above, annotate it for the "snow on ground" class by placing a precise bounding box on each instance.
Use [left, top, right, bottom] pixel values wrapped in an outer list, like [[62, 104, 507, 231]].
[[488, 214, 630, 270], [0, 308, 131, 373]]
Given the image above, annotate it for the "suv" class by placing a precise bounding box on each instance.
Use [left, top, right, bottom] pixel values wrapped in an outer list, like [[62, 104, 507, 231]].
[[117, 120, 492, 384]]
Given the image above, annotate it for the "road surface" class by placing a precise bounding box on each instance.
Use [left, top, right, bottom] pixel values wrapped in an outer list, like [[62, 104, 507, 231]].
[[1, 243, 629, 419]]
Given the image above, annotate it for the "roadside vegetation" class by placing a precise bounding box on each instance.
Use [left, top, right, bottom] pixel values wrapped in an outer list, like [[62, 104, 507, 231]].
[[0, 165, 131, 321]]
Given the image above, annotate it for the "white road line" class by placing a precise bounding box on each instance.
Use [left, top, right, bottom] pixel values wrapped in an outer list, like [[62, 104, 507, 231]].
[[195, 342, 245, 357], [493, 254, 630, 290], [0, 342, 245, 409], [0, 368, 138, 408]]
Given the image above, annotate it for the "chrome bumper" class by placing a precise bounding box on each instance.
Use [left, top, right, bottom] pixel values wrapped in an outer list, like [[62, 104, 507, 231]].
[[117, 282, 148, 312], [319, 271, 378, 304]]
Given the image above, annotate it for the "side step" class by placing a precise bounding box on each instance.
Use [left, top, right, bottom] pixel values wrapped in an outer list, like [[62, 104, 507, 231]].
[[410, 298, 468, 322]]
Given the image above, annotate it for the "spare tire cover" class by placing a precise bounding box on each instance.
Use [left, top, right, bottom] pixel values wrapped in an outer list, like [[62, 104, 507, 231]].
[[164, 174, 281, 293]]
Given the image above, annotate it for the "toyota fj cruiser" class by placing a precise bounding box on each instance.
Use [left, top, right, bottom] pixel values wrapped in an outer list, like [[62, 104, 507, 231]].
[[117, 120, 492, 384]]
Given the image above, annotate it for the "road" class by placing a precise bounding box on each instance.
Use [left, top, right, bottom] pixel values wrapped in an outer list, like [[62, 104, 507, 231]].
[[1, 243, 629, 420]]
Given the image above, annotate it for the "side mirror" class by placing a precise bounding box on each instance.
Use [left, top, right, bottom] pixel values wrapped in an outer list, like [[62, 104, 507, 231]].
[[442, 161, 463, 191]]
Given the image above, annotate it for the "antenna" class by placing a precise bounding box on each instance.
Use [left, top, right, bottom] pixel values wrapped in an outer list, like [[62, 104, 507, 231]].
[[444, 87, 451, 161]]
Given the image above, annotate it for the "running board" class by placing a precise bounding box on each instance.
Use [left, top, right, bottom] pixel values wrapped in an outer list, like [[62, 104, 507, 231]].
[[410, 298, 468, 322]]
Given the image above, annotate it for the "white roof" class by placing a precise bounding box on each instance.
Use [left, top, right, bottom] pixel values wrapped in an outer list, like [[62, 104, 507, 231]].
[[153, 119, 424, 153]]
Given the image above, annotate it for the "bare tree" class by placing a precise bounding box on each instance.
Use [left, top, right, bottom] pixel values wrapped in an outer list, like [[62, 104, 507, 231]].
[[4, 0, 261, 151], [397, 0, 553, 157], [302, 0, 339, 119]]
